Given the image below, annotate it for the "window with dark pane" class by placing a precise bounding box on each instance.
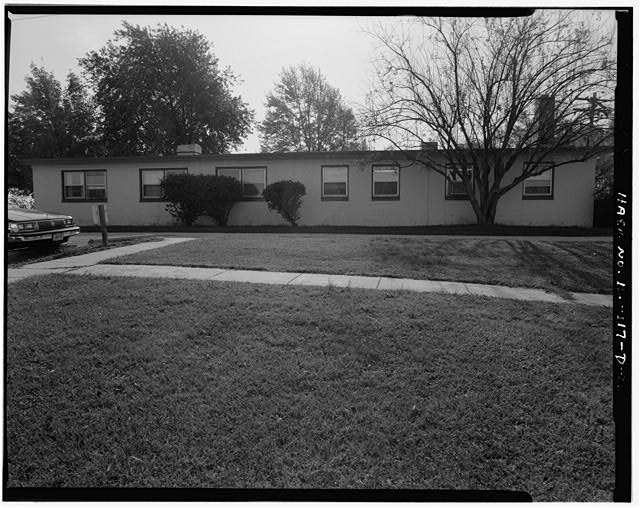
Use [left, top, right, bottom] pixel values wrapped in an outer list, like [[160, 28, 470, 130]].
[[523, 164, 553, 198], [322, 166, 348, 198], [446, 166, 473, 198], [86, 172, 107, 199], [141, 170, 164, 199], [63, 172, 85, 199], [373, 166, 399, 197]]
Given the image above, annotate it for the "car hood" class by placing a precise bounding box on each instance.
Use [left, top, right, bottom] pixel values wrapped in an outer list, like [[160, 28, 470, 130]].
[[8, 208, 71, 222]]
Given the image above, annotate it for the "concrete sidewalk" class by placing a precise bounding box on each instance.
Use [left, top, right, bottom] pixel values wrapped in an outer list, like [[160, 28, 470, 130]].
[[7, 236, 612, 307], [7, 237, 194, 284], [58, 264, 613, 307]]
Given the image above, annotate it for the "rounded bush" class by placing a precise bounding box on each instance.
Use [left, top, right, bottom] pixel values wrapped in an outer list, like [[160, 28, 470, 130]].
[[160, 173, 205, 226], [201, 175, 243, 226], [262, 180, 306, 226]]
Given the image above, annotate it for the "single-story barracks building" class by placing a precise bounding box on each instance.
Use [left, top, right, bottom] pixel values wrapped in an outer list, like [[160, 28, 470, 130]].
[[27, 145, 597, 227]]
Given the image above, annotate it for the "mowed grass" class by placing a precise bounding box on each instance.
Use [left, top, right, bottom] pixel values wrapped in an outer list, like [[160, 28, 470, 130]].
[[7, 275, 613, 500], [106, 234, 612, 294]]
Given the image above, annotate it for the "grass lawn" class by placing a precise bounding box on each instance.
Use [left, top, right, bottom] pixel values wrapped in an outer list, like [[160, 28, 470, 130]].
[[80, 224, 614, 236], [106, 234, 612, 294], [7, 275, 613, 500]]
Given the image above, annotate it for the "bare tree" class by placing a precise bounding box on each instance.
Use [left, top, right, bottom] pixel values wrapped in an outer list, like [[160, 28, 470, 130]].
[[362, 11, 615, 224]]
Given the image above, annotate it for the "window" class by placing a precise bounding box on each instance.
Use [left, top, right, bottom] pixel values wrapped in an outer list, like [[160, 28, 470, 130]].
[[217, 168, 241, 180], [64, 172, 84, 199], [372, 165, 400, 199], [321, 166, 348, 199], [242, 168, 266, 197], [523, 163, 554, 199], [62, 170, 107, 201], [140, 168, 187, 201], [445, 165, 474, 199], [217, 167, 266, 199]]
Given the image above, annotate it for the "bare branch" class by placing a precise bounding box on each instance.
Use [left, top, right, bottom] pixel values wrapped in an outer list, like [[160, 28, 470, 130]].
[[362, 10, 615, 223]]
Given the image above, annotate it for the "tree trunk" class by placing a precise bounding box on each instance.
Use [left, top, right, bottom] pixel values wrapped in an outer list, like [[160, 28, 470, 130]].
[[475, 193, 499, 225]]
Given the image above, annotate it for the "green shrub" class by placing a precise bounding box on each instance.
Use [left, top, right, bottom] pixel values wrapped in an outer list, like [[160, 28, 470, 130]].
[[201, 175, 243, 226], [161, 173, 243, 226], [262, 180, 306, 226], [160, 173, 205, 226]]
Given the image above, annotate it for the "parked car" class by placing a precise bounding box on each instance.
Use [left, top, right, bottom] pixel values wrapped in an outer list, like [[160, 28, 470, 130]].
[[7, 207, 80, 250]]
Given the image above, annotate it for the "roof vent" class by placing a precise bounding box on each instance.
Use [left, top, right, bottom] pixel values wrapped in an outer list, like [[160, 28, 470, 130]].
[[177, 144, 202, 156]]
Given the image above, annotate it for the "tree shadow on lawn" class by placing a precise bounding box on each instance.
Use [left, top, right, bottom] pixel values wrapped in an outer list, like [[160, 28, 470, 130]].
[[508, 240, 611, 294], [369, 238, 545, 285], [368, 237, 611, 294]]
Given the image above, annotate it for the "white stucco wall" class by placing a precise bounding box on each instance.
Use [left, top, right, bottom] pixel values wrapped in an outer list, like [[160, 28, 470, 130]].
[[494, 159, 596, 226], [30, 151, 595, 227]]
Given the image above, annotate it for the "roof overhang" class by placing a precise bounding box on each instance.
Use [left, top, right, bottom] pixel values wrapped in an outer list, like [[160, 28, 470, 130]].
[[20, 146, 610, 167]]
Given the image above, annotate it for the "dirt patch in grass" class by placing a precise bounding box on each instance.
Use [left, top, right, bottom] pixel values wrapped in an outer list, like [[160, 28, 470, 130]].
[[6, 275, 613, 499], [105, 235, 612, 294]]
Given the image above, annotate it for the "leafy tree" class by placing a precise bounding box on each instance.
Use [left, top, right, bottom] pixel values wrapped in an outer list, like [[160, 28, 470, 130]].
[[8, 64, 100, 191], [262, 180, 307, 226], [62, 72, 103, 156], [10, 65, 64, 160], [259, 63, 359, 152], [7, 114, 33, 191], [363, 11, 615, 224], [79, 22, 253, 156]]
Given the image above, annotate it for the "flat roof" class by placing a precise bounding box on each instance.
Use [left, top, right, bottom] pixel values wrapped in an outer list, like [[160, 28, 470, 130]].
[[21, 146, 606, 166], [22, 150, 416, 166]]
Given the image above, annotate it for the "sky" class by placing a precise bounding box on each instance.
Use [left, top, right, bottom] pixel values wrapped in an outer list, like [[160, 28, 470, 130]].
[[8, 13, 388, 153], [7, 8, 618, 154]]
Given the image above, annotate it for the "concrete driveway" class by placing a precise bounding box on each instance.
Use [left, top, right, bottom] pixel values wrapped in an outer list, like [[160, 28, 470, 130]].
[[7, 232, 158, 266]]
